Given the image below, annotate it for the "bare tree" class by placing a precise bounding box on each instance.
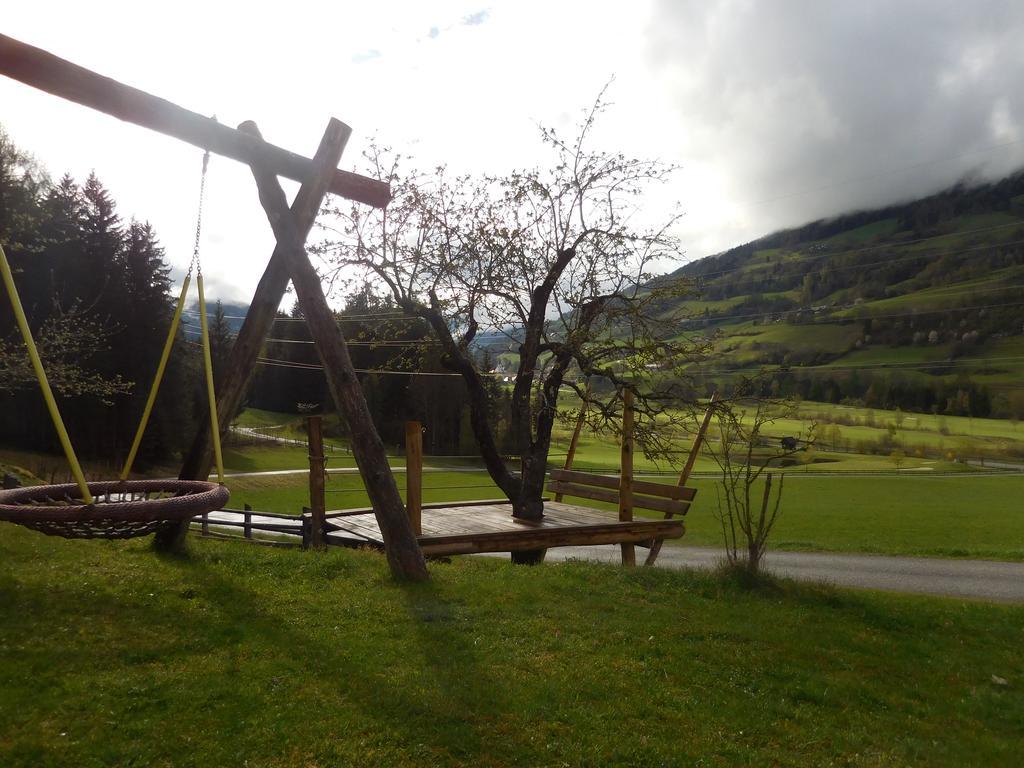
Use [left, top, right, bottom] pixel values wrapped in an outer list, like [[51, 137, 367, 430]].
[[319, 92, 707, 528], [0, 307, 130, 401], [705, 397, 814, 574]]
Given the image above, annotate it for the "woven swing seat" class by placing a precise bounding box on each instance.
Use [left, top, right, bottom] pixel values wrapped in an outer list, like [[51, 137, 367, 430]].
[[0, 479, 229, 540]]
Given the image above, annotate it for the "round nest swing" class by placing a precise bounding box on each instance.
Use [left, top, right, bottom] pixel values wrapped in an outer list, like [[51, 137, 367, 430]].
[[0, 154, 230, 543], [0, 479, 230, 540]]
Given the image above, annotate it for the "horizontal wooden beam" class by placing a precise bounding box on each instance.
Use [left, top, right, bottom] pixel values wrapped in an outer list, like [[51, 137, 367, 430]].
[[324, 519, 685, 556], [0, 34, 390, 208], [419, 520, 685, 556]]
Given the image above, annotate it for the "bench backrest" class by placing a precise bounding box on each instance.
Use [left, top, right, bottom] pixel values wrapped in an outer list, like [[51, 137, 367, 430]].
[[546, 468, 696, 517]]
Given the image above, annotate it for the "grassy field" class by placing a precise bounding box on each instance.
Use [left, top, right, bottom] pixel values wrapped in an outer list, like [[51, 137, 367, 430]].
[[223, 442, 357, 473], [213, 405, 1024, 561], [548, 392, 1024, 460], [220, 457, 1024, 561], [0, 528, 1021, 767]]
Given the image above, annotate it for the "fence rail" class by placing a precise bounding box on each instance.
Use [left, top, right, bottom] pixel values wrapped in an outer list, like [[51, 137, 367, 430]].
[[191, 506, 304, 546]]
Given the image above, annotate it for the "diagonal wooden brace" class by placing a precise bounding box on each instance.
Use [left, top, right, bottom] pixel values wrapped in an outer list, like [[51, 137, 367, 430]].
[[239, 121, 428, 582]]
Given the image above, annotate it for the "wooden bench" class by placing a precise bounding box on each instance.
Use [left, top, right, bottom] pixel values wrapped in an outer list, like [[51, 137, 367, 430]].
[[547, 468, 697, 517], [545, 468, 696, 566], [543, 390, 717, 566]]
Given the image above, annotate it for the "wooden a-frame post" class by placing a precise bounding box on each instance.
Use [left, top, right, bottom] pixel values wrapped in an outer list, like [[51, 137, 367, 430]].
[[239, 121, 428, 581]]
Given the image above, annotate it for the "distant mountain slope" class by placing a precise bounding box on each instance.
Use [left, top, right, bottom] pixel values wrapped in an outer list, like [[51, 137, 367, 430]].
[[663, 172, 1024, 419], [183, 300, 249, 335]]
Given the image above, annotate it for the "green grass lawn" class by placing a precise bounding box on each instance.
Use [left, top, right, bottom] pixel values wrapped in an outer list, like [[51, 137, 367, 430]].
[[681, 475, 1024, 560], [231, 407, 291, 428], [792, 401, 1024, 442], [0, 529, 1021, 766], [225, 469, 501, 514], [222, 442, 358, 473], [547, 474, 1024, 561], [822, 216, 902, 245]]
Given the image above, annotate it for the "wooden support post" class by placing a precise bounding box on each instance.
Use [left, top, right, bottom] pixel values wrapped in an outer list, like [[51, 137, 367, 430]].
[[240, 121, 428, 582], [201, 511, 209, 536], [677, 392, 719, 488], [0, 34, 390, 208], [619, 389, 636, 566], [159, 119, 351, 553], [307, 416, 327, 549], [243, 504, 253, 540], [301, 506, 312, 549], [644, 392, 719, 567], [555, 381, 590, 503], [405, 421, 423, 535]]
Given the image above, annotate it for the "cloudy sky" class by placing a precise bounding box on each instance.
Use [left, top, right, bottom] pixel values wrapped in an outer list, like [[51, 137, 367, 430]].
[[3, 1, 1023, 303]]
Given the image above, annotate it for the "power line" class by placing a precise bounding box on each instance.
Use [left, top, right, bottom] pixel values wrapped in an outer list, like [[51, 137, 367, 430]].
[[252, 355, 512, 378], [179, 329, 441, 347], [261, 336, 441, 347], [180, 308, 423, 323], [184, 341, 1022, 382]]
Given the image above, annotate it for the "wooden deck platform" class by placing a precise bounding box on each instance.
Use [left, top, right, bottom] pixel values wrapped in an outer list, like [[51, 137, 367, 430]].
[[323, 500, 685, 556]]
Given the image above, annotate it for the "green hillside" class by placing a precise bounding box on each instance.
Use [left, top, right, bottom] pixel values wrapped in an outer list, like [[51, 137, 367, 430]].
[[667, 173, 1024, 419]]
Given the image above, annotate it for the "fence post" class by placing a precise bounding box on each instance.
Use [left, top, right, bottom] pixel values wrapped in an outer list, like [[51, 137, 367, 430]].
[[405, 421, 423, 535], [306, 415, 327, 549], [555, 381, 590, 503], [301, 506, 312, 549], [244, 503, 252, 540], [202, 511, 209, 536], [619, 389, 635, 566]]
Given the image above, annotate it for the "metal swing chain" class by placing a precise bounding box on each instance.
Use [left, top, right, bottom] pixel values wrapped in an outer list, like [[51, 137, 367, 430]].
[[188, 149, 211, 278], [188, 147, 225, 484]]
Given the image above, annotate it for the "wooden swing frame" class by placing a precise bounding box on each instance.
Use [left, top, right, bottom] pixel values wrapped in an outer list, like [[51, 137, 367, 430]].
[[0, 34, 426, 577]]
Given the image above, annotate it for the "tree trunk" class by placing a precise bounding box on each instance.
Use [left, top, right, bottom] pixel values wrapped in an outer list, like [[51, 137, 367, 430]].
[[240, 121, 428, 582], [509, 447, 548, 564], [511, 549, 547, 565]]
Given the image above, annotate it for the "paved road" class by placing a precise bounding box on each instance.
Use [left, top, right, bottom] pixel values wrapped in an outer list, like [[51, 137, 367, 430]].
[[539, 545, 1024, 603], [202, 507, 1024, 603]]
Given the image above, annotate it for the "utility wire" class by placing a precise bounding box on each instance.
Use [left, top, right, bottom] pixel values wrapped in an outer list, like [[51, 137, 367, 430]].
[[180, 308, 422, 323], [260, 337, 441, 347], [251, 354, 512, 378], [180, 341, 1022, 381]]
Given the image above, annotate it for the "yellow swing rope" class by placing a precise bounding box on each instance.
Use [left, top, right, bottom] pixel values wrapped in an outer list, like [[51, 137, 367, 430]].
[[197, 270, 224, 484], [0, 243, 93, 503], [120, 149, 224, 483], [119, 274, 191, 480]]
